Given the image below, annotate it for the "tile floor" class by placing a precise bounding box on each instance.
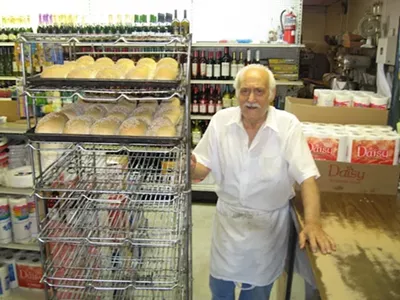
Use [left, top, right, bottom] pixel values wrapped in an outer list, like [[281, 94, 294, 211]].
[[192, 203, 306, 300]]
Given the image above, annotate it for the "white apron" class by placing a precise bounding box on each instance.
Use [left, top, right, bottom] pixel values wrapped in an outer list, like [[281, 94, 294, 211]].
[[210, 199, 290, 287]]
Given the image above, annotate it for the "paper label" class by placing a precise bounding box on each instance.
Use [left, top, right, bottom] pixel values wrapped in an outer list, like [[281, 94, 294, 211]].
[[7, 264, 15, 283], [231, 64, 238, 78], [12, 204, 29, 221], [353, 102, 370, 108], [370, 103, 387, 110], [0, 205, 10, 221], [213, 64, 221, 78], [206, 64, 213, 77], [200, 63, 206, 76], [192, 132, 202, 146], [334, 99, 351, 107], [351, 139, 396, 165], [192, 103, 199, 114], [307, 137, 339, 161], [16, 264, 44, 289], [221, 62, 230, 76]]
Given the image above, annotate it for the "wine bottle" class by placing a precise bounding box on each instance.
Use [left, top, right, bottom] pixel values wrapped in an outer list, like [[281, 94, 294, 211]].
[[245, 49, 251, 66], [180, 10, 190, 36], [254, 49, 260, 64], [165, 13, 172, 35], [230, 51, 238, 79], [199, 50, 207, 79], [171, 10, 180, 35], [191, 50, 199, 79], [213, 51, 221, 80], [237, 51, 245, 72], [206, 52, 214, 79], [216, 85, 223, 112], [221, 47, 231, 80], [199, 85, 208, 115], [192, 120, 203, 148], [207, 86, 216, 115], [222, 85, 232, 108], [191, 85, 200, 114]]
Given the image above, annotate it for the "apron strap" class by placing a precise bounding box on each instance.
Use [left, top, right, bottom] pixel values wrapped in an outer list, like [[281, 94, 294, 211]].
[[234, 282, 255, 291]]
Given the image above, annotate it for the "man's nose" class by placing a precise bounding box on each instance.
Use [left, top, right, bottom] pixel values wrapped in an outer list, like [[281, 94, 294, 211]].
[[248, 90, 256, 102]]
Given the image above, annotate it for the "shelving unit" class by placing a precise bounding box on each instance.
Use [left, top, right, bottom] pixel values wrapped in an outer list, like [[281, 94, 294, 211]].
[[0, 186, 32, 196], [0, 123, 27, 134], [191, 79, 303, 86], [191, 115, 212, 120], [0, 241, 39, 251], [192, 42, 306, 48], [0, 76, 18, 81], [20, 32, 193, 300]]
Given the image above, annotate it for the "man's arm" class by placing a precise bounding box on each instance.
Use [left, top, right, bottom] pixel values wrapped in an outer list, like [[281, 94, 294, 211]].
[[191, 154, 211, 181], [299, 177, 336, 254]]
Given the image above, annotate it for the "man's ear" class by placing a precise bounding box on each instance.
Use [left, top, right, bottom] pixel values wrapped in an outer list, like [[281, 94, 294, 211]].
[[269, 88, 276, 102]]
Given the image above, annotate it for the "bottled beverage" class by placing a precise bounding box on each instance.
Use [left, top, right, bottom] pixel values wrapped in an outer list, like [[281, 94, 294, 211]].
[[238, 51, 245, 72], [213, 51, 221, 80], [199, 85, 208, 115], [215, 86, 223, 112], [206, 52, 214, 79], [245, 49, 252, 66], [192, 120, 202, 148], [254, 50, 260, 64], [180, 10, 190, 36], [157, 13, 166, 36], [230, 51, 238, 79], [222, 85, 232, 108], [207, 86, 216, 115], [221, 47, 231, 80], [191, 85, 199, 114], [165, 13, 173, 35], [171, 10, 180, 35], [199, 50, 207, 79], [181, 53, 188, 78], [191, 50, 199, 79]]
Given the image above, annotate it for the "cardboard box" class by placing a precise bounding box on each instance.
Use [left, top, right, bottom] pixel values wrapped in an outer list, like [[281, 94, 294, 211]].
[[285, 96, 388, 125], [0, 100, 20, 122], [286, 96, 399, 196]]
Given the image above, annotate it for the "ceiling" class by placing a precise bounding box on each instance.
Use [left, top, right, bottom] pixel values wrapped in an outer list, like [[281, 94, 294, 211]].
[[303, 0, 340, 6]]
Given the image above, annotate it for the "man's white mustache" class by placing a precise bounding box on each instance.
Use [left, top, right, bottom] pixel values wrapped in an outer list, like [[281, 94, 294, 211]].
[[245, 102, 261, 108]]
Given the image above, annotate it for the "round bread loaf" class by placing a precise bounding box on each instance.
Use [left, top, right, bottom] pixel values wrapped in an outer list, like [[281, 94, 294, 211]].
[[85, 105, 107, 119], [157, 57, 179, 69], [60, 108, 79, 120], [136, 57, 157, 69], [137, 100, 158, 111], [64, 116, 95, 134], [76, 55, 95, 65], [154, 126, 177, 137], [118, 117, 148, 136], [111, 105, 133, 115], [96, 68, 124, 79], [35, 112, 69, 134], [160, 97, 181, 108], [115, 64, 134, 75], [118, 100, 137, 110], [67, 67, 98, 79], [41, 65, 71, 78], [155, 106, 181, 125], [95, 57, 115, 67], [116, 58, 135, 67], [132, 106, 154, 124], [90, 117, 121, 135], [153, 66, 178, 80], [150, 116, 174, 129], [62, 62, 78, 72], [125, 66, 150, 80]]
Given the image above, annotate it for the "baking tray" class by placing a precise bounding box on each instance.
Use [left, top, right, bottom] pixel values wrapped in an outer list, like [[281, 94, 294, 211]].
[[26, 125, 185, 146], [27, 74, 182, 90]]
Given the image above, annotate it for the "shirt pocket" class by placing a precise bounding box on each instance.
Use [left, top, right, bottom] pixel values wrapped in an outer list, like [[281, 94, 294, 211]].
[[258, 153, 283, 181]]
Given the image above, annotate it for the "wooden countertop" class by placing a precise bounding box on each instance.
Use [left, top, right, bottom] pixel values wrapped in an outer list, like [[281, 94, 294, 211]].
[[292, 192, 400, 300]]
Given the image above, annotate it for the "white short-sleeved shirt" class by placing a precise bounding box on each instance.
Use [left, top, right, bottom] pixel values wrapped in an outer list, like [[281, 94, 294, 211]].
[[193, 106, 320, 286]]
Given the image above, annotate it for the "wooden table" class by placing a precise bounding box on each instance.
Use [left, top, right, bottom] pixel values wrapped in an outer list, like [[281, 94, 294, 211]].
[[291, 192, 400, 300]]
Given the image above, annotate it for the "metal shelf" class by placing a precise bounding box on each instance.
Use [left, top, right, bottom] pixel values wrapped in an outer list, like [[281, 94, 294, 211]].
[[190, 79, 303, 86], [0, 241, 39, 251], [192, 42, 306, 48], [0, 76, 18, 80], [0, 186, 32, 196], [191, 115, 213, 120], [191, 184, 216, 192], [2, 287, 45, 300], [0, 42, 14, 46], [0, 123, 27, 134]]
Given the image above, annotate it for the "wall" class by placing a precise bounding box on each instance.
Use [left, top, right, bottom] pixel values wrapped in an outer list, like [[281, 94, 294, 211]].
[[302, 6, 328, 52]]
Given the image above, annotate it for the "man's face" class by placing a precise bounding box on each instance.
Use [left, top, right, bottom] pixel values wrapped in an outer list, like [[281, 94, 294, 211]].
[[238, 69, 273, 124]]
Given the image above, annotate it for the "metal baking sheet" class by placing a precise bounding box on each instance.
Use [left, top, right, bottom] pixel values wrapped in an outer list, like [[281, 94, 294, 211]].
[[26, 127, 184, 146]]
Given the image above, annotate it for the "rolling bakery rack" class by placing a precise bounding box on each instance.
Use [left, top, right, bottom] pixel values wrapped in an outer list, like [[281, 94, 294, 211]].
[[18, 32, 193, 299]]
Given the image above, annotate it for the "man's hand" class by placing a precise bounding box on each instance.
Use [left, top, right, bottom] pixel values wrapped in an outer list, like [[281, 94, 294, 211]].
[[299, 223, 336, 255]]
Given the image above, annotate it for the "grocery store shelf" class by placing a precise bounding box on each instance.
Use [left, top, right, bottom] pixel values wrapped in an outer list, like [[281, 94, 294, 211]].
[[0, 76, 18, 80], [0, 123, 27, 134], [191, 79, 303, 86], [192, 42, 305, 48], [191, 115, 213, 120], [192, 183, 216, 192], [2, 287, 45, 300], [0, 241, 40, 251], [0, 42, 14, 46], [0, 186, 33, 196]]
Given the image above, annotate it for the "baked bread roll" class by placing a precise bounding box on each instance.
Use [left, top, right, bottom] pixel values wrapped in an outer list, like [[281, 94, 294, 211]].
[[64, 116, 95, 134], [67, 67, 98, 79], [95, 57, 115, 67], [90, 117, 121, 135], [160, 97, 181, 108], [35, 112, 69, 134], [41, 65, 71, 78], [107, 106, 131, 121], [76, 55, 95, 65], [116, 58, 135, 68], [153, 66, 178, 80], [118, 117, 148, 136], [155, 106, 181, 125], [125, 66, 150, 80], [60, 108, 79, 120], [148, 116, 176, 137], [118, 100, 137, 110], [157, 57, 179, 69], [137, 100, 158, 111], [136, 57, 157, 69], [153, 125, 176, 137], [96, 68, 124, 79], [84, 105, 107, 119], [131, 106, 154, 125]]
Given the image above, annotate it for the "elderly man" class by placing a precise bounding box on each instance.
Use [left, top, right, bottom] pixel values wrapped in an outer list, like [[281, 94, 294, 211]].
[[191, 64, 335, 300]]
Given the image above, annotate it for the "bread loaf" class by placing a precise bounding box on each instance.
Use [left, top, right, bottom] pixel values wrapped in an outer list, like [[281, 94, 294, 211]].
[[90, 117, 121, 135], [95, 57, 115, 67], [64, 116, 95, 134], [41, 65, 71, 78], [136, 57, 157, 69], [84, 105, 107, 119], [118, 117, 148, 136], [67, 67, 98, 79], [76, 55, 95, 65], [157, 57, 179, 69], [155, 106, 181, 125], [116, 58, 135, 68], [96, 68, 124, 79], [160, 97, 181, 108], [153, 66, 178, 80], [35, 112, 69, 134], [125, 66, 150, 80]]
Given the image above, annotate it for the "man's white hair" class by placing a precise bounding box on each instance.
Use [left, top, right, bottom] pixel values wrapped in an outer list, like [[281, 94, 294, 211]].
[[233, 64, 276, 101]]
